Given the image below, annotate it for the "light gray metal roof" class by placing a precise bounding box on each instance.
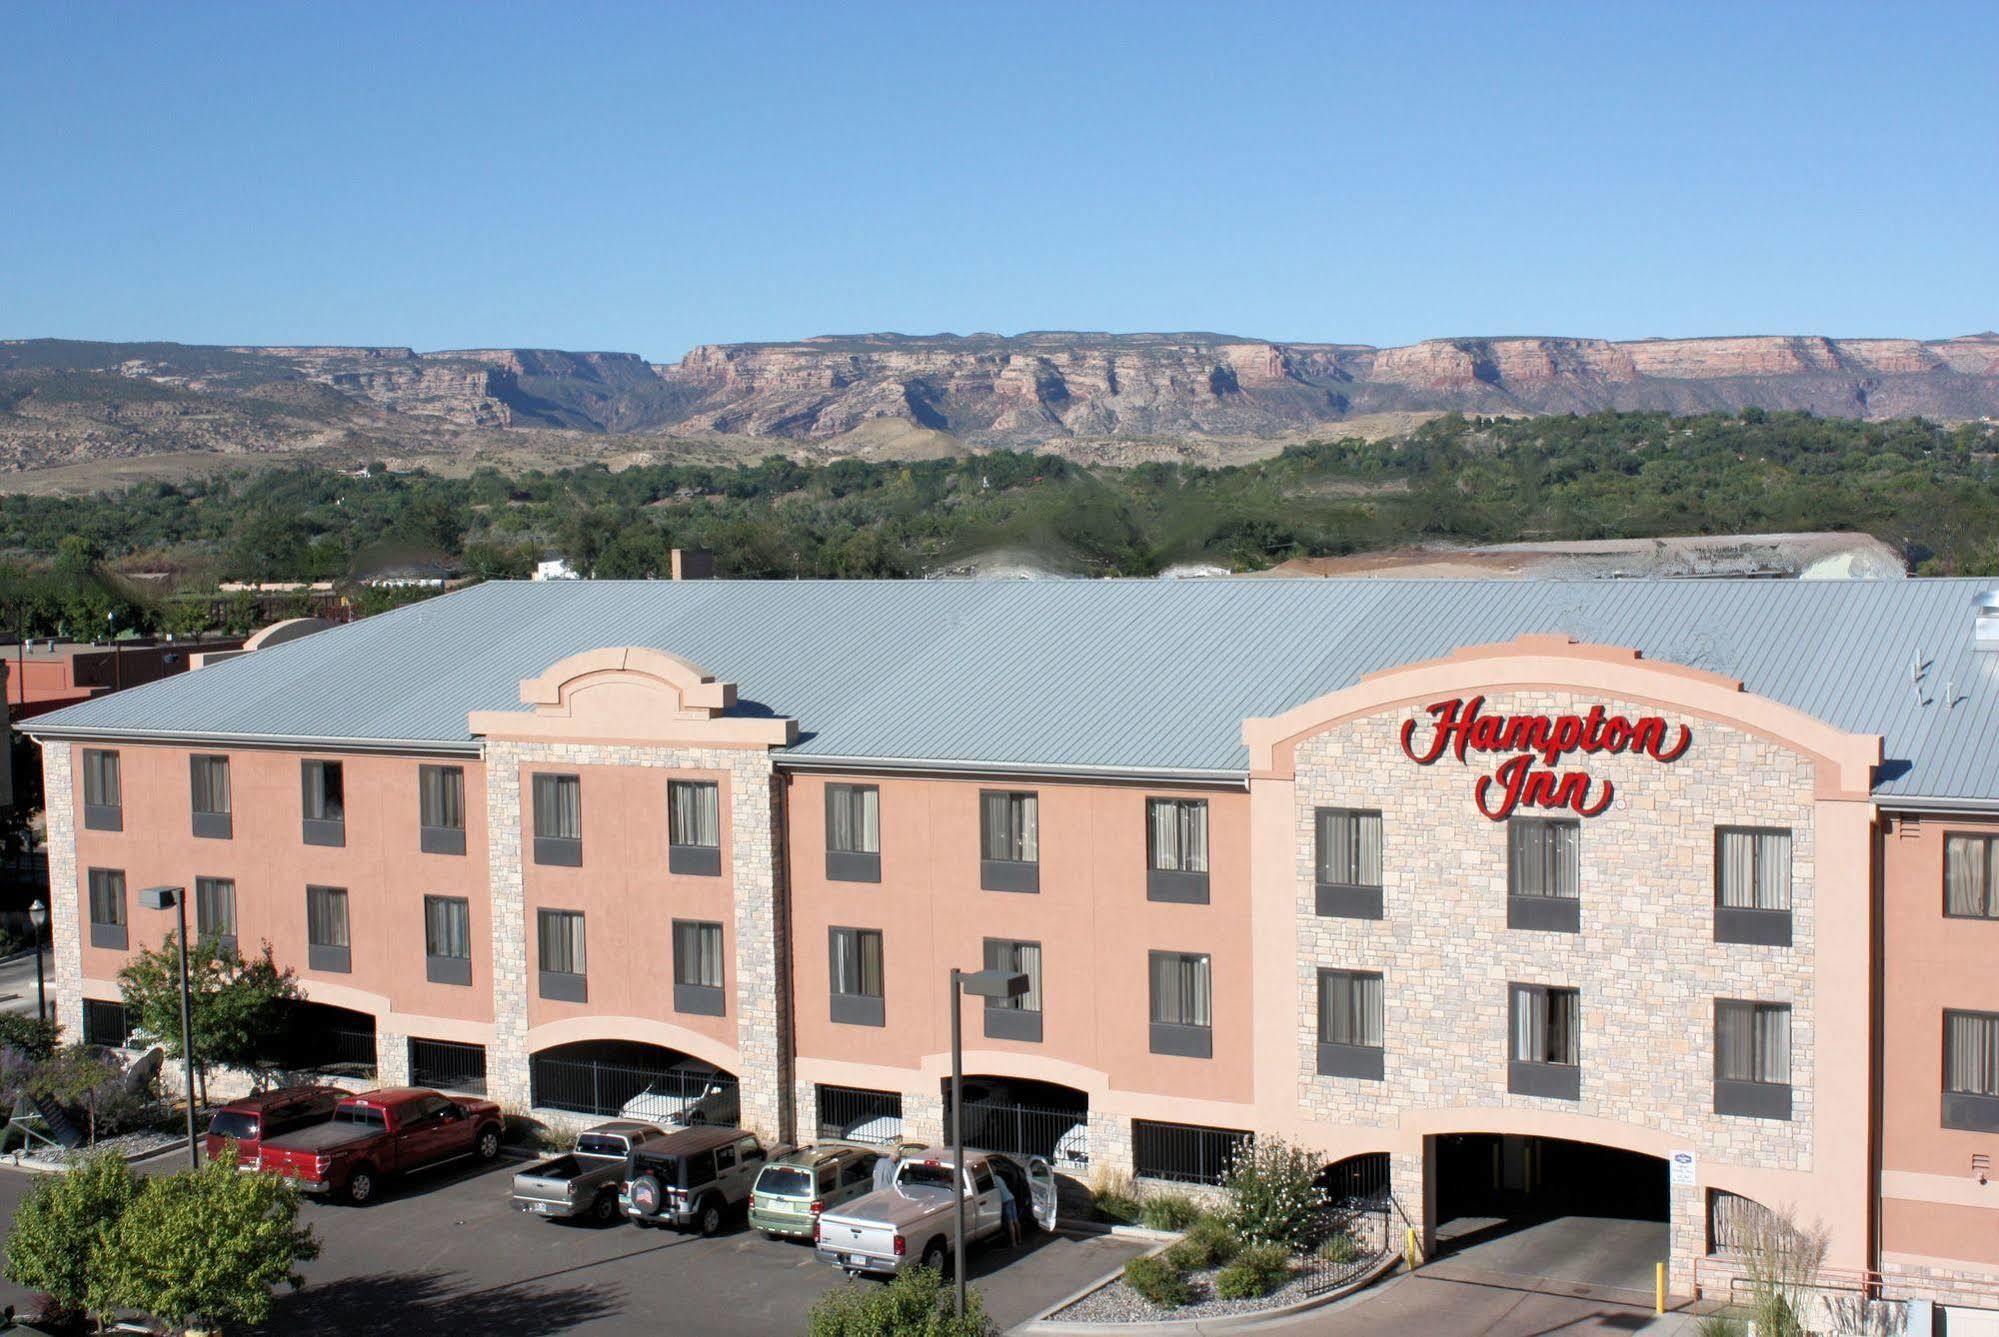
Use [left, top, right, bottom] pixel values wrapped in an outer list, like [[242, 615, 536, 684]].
[[25, 577, 1999, 803]]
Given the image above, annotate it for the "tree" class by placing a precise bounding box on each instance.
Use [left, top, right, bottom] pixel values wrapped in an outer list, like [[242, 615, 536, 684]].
[[1222, 1136, 1327, 1250], [807, 1266, 996, 1337], [99, 1156, 321, 1334], [3, 1152, 139, 1326], [117, 937, 304, 1104], [29, 1043, 140, 1145]]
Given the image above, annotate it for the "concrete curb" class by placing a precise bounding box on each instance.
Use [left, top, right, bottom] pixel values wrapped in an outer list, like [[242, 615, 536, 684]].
[[1013, 1250, 1402, 1336], [1055, 1220, 1181, 1243]]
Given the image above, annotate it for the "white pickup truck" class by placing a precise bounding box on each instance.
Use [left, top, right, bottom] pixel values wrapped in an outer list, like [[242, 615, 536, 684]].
[[813, 1147, 1056, 1277]]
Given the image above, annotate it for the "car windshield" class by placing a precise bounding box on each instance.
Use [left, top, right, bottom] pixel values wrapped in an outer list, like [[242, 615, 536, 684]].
[[898, 1163, 960, 1191], [207, 1111, 258, 1141], [332, 1106, 386, 1129], [756, 1167, 812, 1198]]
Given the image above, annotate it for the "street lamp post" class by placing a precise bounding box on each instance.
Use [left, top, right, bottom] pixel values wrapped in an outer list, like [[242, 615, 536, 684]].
[[27, 899, 45, 1023], [947, 966, 1031, 1319], [139, 886, 199, 1169]]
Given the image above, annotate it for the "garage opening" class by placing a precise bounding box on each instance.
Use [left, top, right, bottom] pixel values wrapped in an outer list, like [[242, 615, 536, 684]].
[[529, 1040, 738, 1126], [817, 1084, 904, 1145], [939, 1075, 1090, 1173], [279, 1001, 378, 1080], [1429, 1133, 1668, 1295]]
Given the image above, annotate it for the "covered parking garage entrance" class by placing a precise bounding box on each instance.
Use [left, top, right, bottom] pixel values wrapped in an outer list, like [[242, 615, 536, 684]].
[[1427, 1133, 1670, 1297], [940, 1076, 1090, 1176]]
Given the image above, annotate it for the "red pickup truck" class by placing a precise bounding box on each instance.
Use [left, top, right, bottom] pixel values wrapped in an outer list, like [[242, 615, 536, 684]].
[[258, 1087, 503, 1204]]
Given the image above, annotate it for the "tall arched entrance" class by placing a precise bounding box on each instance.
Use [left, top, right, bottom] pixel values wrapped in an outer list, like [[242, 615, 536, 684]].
[[1427, 1133, 1668, 1296], [529, 1040, 740, 1127], [939, 1075, 1090, 1174]]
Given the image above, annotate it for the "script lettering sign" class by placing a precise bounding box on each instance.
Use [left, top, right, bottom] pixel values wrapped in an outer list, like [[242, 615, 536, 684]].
[[1399, 695, 1692, 821]]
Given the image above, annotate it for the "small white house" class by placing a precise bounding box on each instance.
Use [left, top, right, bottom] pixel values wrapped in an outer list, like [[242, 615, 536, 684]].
[[533, 558, 580, 582]]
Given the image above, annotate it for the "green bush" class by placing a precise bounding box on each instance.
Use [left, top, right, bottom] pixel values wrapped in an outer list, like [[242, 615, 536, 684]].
[[2, 1152, 139, 1324], [1123, 1254, 1194, 1308], [1170, 1216, 1240, 1269], [1091, 1170, 1144, 1224], [1316, 1232, 1360, 1264], [1139, 1191, 1204, 1231], [0, 1013, 59, 1061], [1213, 1241, 1293, 1300], [1223, 1136, 1327, 1250], [807, 1264, 997, 1336], [1695, 1315, 1748, 1337]]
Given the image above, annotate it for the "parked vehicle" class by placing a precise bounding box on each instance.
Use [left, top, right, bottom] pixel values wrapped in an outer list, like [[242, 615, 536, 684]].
[[813, 1147, 1056, 1277], [619, 1125, 766, 1235], [513, 1121, 671, 1223], [748, 1144, 881, 1240], [618, 1062, 739, 1127], [203, 1085, 347, 1167], [258, 1087, 503, 1204]]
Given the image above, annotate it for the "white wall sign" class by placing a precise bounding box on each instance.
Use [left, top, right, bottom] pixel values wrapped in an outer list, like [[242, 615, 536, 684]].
[[1670, 1150, 1697, 1186]]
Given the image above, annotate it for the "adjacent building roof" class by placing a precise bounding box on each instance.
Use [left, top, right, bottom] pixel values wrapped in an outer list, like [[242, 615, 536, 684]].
[[25, 577, 1999, 804]]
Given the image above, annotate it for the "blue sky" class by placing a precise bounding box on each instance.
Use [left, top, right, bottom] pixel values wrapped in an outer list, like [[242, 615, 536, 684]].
[[3, 2, 1993, 360]]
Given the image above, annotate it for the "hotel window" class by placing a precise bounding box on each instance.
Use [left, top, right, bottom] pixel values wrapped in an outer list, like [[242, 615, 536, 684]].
[[86, 868, 127, 950], [306, 885, 351, 974], [672, 919, 726, 1016], [1714, 1000, 1792, 1120], [424, 895, 471, 987], [194, 876, 236, 954], [979, 790, 1040, 893], [1508, 817, 1581, 933], [1315, 807, 1384, 919], [537, 909, 587, 1002], [82, 749, 122, 831], [1715, 827, 1794, 946], [1148, 950, 1213, 1059], [982, 938, 1043, 1043], [1317, 969, 1385, 1080], [825, 783, 881, 883], [190, 754, 232, 839], [668, 780, 722, 877], [829, 927, 885, 1027], [419, 765, 467, 856], [301, 760, 346, 847], [1944, 1009, 1999, 1132], [1508, 983, 1581, 1100], [531, 773, 582, 866], [1945, 834, 1999, 919], [1147, 798, 1210, 904]]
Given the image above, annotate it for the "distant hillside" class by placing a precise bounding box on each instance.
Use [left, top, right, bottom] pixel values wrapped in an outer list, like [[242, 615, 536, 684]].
[[2, 331, 1998, 474]]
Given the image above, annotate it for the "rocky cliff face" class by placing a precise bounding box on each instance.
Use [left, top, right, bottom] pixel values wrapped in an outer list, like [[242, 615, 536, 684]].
[[3, 331, 1996, 473]]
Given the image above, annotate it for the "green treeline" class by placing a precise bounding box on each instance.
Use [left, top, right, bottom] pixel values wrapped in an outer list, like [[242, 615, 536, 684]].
[[3, 411, 1997, 594]]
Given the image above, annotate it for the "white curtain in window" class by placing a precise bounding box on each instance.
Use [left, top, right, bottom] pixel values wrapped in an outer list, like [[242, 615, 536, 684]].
[[831, 929, 883, 997], [85, 751, 121, 807], [539, 910, 585, 974], [1947, 1012, 1999, 1096], [1511, 821, 1580, 900], [88, 870, 125, 926], [1716, 1001, 1789, 1084], [421, 766, 465, 830], [193, 756, 231, 814], [196, 878, 236, 937], [675, 921, 724, 988], [1946, 836, 1996, 917], [1151, 953, 1211, 1027], [1316, 809, 1383, 886], [985, 939, 1043, 1011], [982, 792, 1037, 863], [1719, 830, 1792, 910], [1515, 987, 1579, 1064], [1319, 972, 1383, 1047], [670, 781, 720, 847], [307, 887, 350, 949], [425, 897, 469, 959], [828, 785, 881, 854], [534, 776, 581, 840], [1150, 800, 1209, 873]]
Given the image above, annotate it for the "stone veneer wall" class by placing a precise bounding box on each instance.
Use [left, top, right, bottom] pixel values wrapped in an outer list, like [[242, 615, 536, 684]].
[[483, 740, 791, 1142], [1293, 692, 1820, 1283], [42, 744, 82, 1038]]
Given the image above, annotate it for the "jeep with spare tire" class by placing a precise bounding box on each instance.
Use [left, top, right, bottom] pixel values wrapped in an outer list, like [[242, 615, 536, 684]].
[[618, 1124, 766, 1236]]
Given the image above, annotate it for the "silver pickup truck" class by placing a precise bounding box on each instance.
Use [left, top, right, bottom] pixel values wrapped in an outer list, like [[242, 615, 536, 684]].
[[813, 1147, 1056, 1276], [512, 1121, 669, 1223]]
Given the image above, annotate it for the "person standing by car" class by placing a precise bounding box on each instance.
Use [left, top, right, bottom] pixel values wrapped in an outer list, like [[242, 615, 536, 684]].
[[872, 1150, 899, 1191], [995, 1170, 1020, 1247]]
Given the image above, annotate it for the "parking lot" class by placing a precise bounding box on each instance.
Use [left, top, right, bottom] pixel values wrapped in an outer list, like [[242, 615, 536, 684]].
[[0, 1151, 1146, 1335]]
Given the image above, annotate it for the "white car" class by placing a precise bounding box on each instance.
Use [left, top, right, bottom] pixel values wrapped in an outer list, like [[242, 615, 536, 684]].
[[618, 1066, 738, 1127]]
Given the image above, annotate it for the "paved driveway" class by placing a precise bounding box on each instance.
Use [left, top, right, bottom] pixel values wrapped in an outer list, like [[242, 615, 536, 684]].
[[1265, 1270, 1703, 1336], [0, 1153, 1146, 1335]]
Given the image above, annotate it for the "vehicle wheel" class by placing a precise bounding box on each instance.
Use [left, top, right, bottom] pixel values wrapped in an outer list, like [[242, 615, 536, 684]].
[[476, 1128, 501, 1161], [921, 1238, 949, 1275], [592, 1192, 620, 1225], [345, 1169, 376, 1205], [698, 1198, 723, 1237]]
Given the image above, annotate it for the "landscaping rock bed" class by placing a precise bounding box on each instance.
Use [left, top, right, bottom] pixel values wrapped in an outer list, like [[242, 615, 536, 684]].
[[14, 1128, 183, 1167], [1049, 1248, 1388, 1325]]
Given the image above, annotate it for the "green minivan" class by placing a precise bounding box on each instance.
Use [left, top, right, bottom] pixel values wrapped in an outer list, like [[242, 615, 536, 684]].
[[749, 1145, 882, 1240]]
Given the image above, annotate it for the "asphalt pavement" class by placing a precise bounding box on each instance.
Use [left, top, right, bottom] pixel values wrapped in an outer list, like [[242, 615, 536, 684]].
[[0, 951, 50, 1019]]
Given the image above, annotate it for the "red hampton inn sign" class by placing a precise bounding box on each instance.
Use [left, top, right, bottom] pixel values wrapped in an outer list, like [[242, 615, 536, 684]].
[[1400, 696, 1692, 821]]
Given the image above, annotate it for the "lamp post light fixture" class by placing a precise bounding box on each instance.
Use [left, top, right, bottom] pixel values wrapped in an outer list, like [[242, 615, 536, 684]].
[[138, 885, 199, 1169], [26, 899, 45, 1023], [947, 966, 1030, 1318]]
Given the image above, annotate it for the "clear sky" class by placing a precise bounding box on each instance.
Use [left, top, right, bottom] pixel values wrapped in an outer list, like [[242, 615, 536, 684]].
[[4, 1, 1993, 361]]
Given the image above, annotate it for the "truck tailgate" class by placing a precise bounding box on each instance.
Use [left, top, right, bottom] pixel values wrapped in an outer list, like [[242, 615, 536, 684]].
[[816, 1210, 903, 1263]]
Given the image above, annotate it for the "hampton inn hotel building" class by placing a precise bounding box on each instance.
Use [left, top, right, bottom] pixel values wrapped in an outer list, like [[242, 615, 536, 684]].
[[25, 577, 1999, 1304]]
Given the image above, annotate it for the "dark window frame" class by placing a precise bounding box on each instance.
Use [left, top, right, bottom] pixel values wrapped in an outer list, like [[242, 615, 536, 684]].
[[301, 759, 347, 847], [536, 907, 588, 1002], [190, 754, 232, 839], [194, 876, 236, 954], [1146, 797, 1211, 903], [672, 918, 727, 1016], [305, 884, 351, 974], [1713, 998, 1793, 1120], [1944, 1007, 1999, 1132], [981, 937, 1043, 1043], [667, 779, 723, 877], [1507, 982, 1581, 1100], [828, 926, 885, 1027], [423, 894, 472, 986], [1314, 806, 1385, 919], [825, 783, 882, 883], [531, 773, 582, 867], [1507, 817, 1582, 933], [1148, 949, 1213, 1058], [979, 790, 1040, 893], [86, 867, 127, 950], [82, 749, 123, 832], [1944, 832, 1999, 920], [1316, 968, 1385, 1081], [419, 764, 467, 856], [1715, 825, 1795, 946]]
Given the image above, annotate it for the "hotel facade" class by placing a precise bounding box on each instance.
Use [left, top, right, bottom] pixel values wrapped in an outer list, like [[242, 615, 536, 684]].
[[24, 577, 1999, 1305]]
